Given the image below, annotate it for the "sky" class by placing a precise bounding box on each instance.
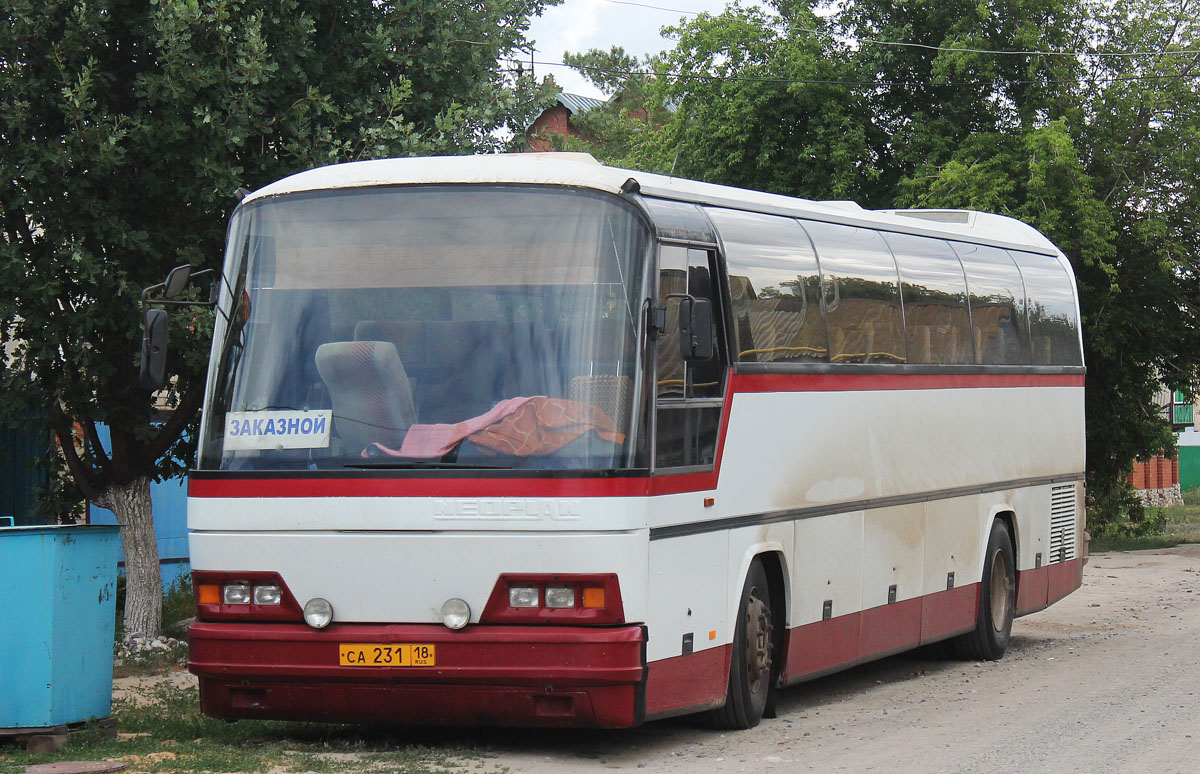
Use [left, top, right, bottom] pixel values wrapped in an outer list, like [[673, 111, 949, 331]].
[[524, 0, 749, 99]]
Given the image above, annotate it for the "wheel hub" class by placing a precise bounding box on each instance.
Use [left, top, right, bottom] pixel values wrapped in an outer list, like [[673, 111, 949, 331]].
[[745, 587, 773, 691], [988, 548, 1012, 630]]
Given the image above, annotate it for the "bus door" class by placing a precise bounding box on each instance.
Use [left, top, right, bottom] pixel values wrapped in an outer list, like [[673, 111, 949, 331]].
[[653, 244, 728, 470]]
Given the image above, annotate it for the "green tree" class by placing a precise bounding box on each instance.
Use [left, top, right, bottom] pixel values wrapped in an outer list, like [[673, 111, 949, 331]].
[[0, 0, 554, 637], [564, 2, 878, 202], [839, 0, 1088, 191]]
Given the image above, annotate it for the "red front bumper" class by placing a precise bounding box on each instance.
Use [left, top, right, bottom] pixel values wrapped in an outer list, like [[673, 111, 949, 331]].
[[188, 621, 647, 728]]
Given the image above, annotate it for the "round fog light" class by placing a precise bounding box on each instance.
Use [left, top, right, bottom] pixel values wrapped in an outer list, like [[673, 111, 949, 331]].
[[303, 597, 333, 629], [440, 598, 471, 630]]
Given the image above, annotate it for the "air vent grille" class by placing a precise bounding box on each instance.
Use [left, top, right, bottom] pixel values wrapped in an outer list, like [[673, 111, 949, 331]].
[[893, 209, 973, 224], [1049, 484, 1077, 563]]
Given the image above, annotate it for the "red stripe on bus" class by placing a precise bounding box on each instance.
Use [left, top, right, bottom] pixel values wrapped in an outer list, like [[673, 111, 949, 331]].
[[730, 372, 1084, 393], [1016, 557, 1084, 615], [187, 473, 723, 499], [785, 583, 981, 682], [784, 562, 1080, 683], [188, 371, 1077, 499], [645, 580, 987, 716], [644, 645, 729, 718]]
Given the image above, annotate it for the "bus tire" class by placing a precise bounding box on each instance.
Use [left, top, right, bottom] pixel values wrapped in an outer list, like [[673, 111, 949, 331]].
[[952, 519, 1015, 661], [704, 559, 774, 729]]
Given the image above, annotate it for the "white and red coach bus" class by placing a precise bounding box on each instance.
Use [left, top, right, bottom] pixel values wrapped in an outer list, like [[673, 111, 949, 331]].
[[185, 153, 1086, 729]]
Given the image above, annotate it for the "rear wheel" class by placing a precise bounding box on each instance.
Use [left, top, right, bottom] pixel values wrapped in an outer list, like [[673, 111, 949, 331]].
[[952, 519, 1015, 660], [705, 560, 774, 729]]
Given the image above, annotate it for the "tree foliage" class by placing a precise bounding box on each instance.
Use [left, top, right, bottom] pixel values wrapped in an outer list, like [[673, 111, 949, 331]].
[[0, 0, 555, 635], [540, 46, 669, 160], [564, 0, 1200, 531]]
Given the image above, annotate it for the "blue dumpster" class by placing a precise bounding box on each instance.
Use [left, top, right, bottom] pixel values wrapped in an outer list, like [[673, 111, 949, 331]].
[[0, 525, 119, 728]]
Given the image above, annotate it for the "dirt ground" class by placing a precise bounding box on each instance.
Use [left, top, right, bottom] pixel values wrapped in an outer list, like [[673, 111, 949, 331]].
[[124, 546, 1200, 773]]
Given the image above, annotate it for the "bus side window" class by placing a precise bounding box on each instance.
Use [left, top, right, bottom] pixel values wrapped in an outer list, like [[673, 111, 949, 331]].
[[704, 207, 828, 364], [655, 245, 726, 468], [883, 232, 974, 365], [802, 221, 906, 364], [953, 244, 1031, 365], [1011, 250, 1082, 366], [656, 246, 688, 398]]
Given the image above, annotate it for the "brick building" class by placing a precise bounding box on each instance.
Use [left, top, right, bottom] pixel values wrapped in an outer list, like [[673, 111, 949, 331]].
[[1127, 386, 1199, 505], [525, 92, 604, 151]]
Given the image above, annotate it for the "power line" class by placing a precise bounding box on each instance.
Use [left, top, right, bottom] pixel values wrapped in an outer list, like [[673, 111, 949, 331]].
[[593, 0, 1200, 59], [853, 36, 1200, 59], [515, 57, 1200, 88], [600, 0, 703, 15]]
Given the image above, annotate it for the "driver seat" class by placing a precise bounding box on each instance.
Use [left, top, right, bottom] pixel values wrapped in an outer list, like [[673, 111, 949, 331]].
[[315, 340, 417, 454]]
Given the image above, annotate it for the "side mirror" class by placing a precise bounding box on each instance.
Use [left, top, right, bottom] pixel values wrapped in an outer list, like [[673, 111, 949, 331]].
[[139, 308, 169, 390], [163, 264, 193, 299], [679, 296, 714, 361]]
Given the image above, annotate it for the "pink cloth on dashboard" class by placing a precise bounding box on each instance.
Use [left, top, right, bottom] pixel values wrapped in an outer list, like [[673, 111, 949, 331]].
[[364, 396, 625, 459], [379, 396, 532, 458]]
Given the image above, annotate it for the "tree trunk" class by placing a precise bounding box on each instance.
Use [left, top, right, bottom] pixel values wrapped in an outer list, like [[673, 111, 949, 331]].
[[96, 477, 162, 639]]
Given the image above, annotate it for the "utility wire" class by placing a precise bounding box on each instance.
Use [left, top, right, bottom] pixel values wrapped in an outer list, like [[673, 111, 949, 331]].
[[514, 57, 1200, 87], [595, 0, 1200, 59]]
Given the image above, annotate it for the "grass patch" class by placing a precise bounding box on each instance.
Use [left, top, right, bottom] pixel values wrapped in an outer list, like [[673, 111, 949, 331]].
[[0, 680, 499, 774], [112, 646, 187, 679], [1090, 498, 1200, 553]]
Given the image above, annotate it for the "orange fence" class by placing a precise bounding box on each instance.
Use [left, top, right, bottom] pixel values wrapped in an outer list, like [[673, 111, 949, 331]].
[[1128, 454, 1180, 490]]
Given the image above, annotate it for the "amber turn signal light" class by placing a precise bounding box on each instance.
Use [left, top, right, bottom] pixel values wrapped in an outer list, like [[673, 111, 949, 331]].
[[197, 584, 221, 605], [582, 587, 606, 609]]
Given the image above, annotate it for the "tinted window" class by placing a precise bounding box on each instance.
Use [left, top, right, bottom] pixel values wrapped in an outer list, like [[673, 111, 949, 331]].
[[655, 406, 721, 467], [1015, 251, 1081, 366], [884, 233, 973, 365], [656, 246, 724, 399], [954, 243, 1030, 365], [199, 186, 650, 471], [803, 221, 906, 364], [643, 198, 716, 243], [655, 244, 725, 470], [706, 208, 827, 363]]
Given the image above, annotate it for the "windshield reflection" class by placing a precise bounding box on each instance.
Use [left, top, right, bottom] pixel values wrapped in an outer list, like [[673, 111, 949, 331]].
[[199, 186, 650, 471]]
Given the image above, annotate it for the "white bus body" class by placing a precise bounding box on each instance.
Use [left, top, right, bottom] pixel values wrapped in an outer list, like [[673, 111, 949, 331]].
[[188, 154, 1085, 728]]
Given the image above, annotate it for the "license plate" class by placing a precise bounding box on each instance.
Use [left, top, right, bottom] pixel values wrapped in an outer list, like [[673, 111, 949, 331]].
[[338, 643, 436, 667]]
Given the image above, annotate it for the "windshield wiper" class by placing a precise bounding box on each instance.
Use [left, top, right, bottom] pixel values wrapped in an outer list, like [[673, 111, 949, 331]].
[[342, 460, 511, 470]]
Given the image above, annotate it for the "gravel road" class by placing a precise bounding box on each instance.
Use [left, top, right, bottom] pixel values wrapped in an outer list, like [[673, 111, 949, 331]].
[[466, 545, 1200, 773]]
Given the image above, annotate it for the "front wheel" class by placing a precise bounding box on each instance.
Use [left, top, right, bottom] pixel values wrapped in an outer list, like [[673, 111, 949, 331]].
[[952, 519, 1016, 660], [704, 560, 774, 729]]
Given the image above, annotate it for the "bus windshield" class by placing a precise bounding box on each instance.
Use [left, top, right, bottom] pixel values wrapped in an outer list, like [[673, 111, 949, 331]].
[[198, 185, 651, 471]]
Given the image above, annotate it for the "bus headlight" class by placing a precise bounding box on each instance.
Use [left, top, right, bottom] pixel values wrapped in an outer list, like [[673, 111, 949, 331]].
[[253, 585, 282, 605], [222, 583, 252, 605], [508, 587, 539, 607], [440, 598, 471, 630], [303, 597, 333, 629], [545, 586, 576, 608]]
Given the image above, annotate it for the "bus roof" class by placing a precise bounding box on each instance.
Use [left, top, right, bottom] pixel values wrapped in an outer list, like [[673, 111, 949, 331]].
[[243, 153, 1061, 256]]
